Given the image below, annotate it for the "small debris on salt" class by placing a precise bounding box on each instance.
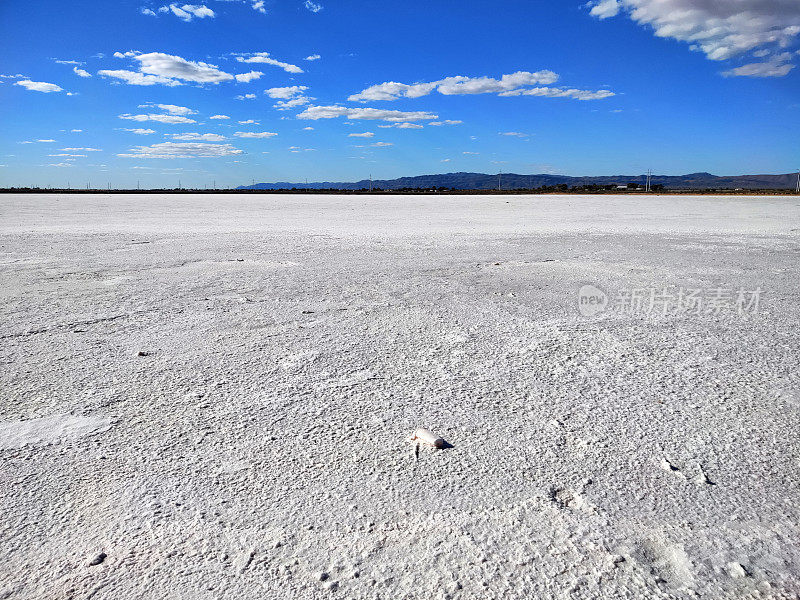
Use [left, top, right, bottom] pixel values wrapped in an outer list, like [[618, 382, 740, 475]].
[[409, 428, 446, 449]]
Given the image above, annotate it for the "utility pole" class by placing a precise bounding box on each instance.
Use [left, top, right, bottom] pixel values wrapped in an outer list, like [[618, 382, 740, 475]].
[[646, 169, 652, 193], [213, 180, 216, 190], [498, 173, 501, 192], [137, 180, 140, 190], [369, 174, 372, 192], [796, 170, 800, 193]]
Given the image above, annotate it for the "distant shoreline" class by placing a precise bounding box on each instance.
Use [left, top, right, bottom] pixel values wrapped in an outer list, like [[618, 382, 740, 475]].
[[2, 188, 798, 196]]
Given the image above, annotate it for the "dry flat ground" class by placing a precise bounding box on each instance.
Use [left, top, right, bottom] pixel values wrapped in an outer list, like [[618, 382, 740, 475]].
[[1, 194, 799, 600]]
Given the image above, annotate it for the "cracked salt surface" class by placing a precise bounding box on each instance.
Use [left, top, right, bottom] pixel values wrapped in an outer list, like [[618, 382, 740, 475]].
[[1, 194, 799, 599]]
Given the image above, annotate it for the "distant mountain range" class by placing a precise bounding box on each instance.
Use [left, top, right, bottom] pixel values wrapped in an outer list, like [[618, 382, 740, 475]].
[[239, 172, 798, 191]]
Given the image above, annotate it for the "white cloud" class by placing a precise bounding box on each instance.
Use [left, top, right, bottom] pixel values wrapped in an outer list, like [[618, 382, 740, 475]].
[[140, 103, 197, 115], [234, 131, 278, 138], [349, 71, 613, 103], [297, 105, 438, 121], [428, 120, 463, 126], [236, 93, 257, 99], [169, 132, 226, 141], [722, 52, 795, 77], [348, 81, 437, 102], [70, 129, 83, 132], [264, 86, 315, 109], [54, 59, 84, 65], [122, 128, 157, 134], [135, 52, 233, 82], [61, 147, 102, 151], [499, 131, 529, 137], [500, 87, 615, 100], [394, 122, 424, 129], [371, 142, 393, 147], [274, 96, 313, 109], [103, 52, 258, 86], [302, 126, 314, 130], [160, 4, 215, 21], [98, 69, 182, 86], [462, 151, 479, 155], [587, 0, 800, 75], [439, 72, 562, 94], [589, 0, 620, 19], [349, 71, 559, 101], [209, 114, 230, 119], [265, 85, 308, 99], [15, 80, 63, 93], [304, 0, 322, 12], [119, 113, 197, 124], [348, 132, 375, 137], [236, 53, 303, 74], [73, 67, 91, 78], [238, 119, 259, 124], [48, 153, 87, 157], [235, 71, 264, 83], [441, 158, 451, 162], [251, 0, 266, 13], [118, 141, 243, 158], [141, 7, 157, 16], [48, 162, 74, 167], [304, 54, 321, 61]]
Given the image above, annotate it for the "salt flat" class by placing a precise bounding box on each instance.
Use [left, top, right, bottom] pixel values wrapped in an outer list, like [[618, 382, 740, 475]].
[[1, 194, 799, 599]]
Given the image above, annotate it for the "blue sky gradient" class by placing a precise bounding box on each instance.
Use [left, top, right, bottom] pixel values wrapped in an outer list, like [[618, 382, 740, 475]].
[[1, 0, 798, 188]]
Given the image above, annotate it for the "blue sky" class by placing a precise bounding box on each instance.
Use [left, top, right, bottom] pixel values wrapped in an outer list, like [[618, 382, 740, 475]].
[[1, 0, 798, 188]]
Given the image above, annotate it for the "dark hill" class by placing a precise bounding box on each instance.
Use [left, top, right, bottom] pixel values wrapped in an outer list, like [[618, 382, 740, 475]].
[[238, 171, 797, 191]]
